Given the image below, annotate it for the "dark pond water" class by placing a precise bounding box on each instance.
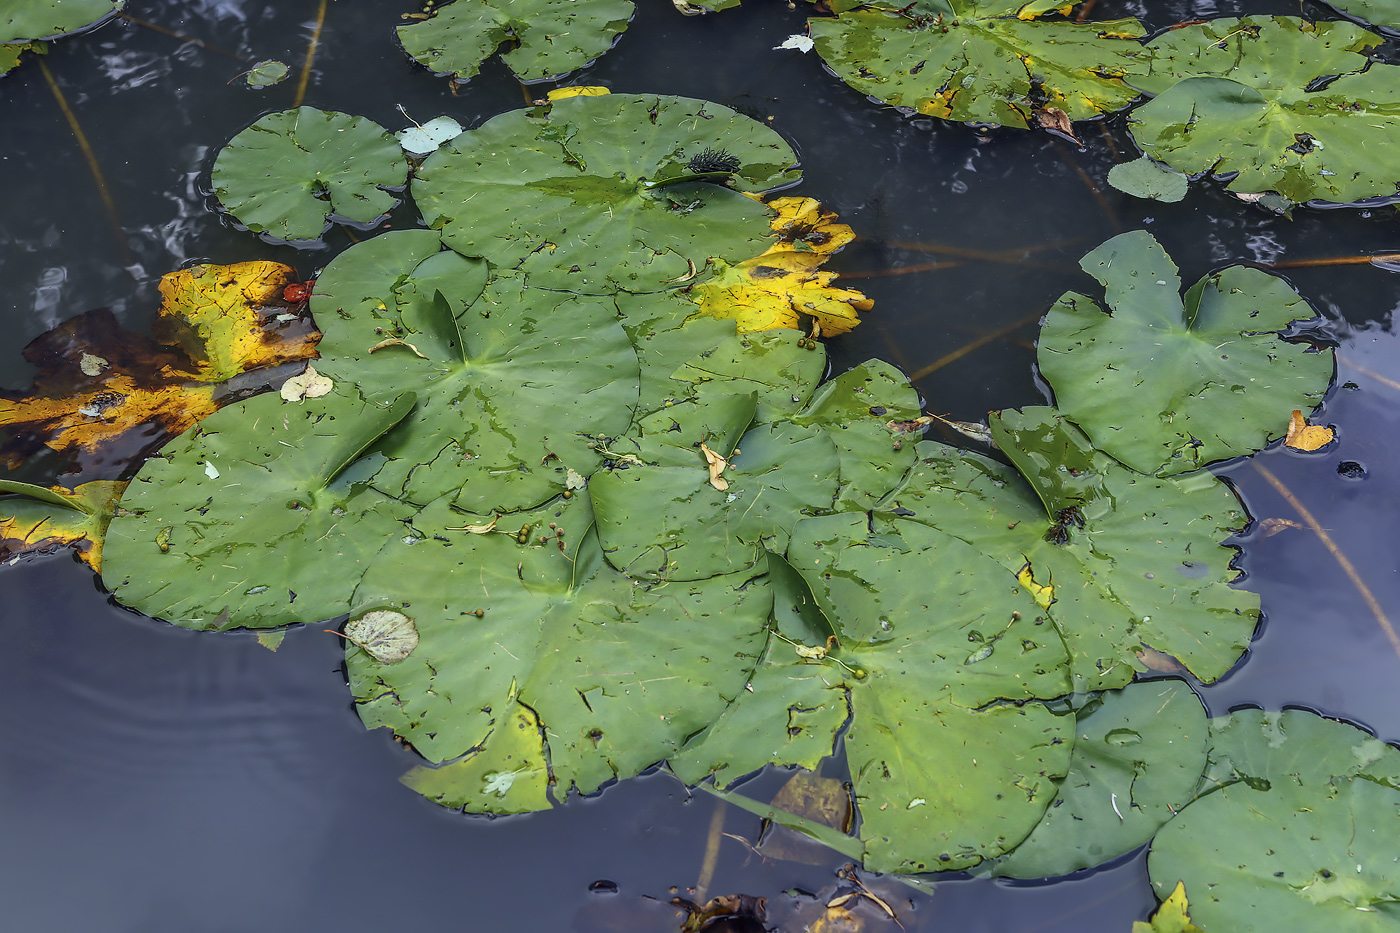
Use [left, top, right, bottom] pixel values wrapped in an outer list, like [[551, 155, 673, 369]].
[[4, 1, 1400, 930]]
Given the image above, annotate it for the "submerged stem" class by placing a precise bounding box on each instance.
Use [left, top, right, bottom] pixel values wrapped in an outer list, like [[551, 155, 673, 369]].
[[1252, 462, 1400, 663], [292, 0, 328, 109], [39, 59, 131, 267]]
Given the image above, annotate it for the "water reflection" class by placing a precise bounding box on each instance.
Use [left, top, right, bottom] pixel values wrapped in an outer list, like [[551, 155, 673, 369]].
[[4, 0, 1400, 929]]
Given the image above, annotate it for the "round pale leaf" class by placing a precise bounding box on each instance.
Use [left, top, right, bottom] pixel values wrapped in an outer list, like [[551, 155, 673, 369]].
[[343, 609, 419, 663]]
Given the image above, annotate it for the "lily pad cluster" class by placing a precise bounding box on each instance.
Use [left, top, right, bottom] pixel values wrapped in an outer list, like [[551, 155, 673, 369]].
[[10, 83, 1339, 879], [88, 198, 1332, 876]]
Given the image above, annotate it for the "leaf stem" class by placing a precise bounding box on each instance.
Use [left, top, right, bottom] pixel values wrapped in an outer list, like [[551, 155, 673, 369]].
[[291, 0, 328, 109], [1252, 461, 1400, 663], [39, 59, 132, 268]]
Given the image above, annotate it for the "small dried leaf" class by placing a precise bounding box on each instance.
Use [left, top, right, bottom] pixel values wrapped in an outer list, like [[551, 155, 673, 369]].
[[1256, 517, 1304, 538], [1033, 106, 1081, 145], [1135, 645, 1188, 676], [446, 515, 499, 534], [369, 338, 428, 359], [700, 442, 730, 491], [343, 610, 419, 663], [1283, 409, 1334, 451], [280, 364, 334, 402]]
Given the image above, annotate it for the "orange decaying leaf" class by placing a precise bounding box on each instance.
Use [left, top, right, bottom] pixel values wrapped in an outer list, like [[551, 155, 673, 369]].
[[688, 197, 871, 336], [1284, 409, 1334, 452], [0, 262, 318, 475]]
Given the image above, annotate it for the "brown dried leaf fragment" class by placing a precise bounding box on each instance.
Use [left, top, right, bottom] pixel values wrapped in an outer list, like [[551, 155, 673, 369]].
[[700, 442, 730, 491]]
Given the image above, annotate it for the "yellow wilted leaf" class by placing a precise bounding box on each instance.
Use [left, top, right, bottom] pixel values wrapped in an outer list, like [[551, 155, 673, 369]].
[[1132, 882, 1205, 933], [688, 197, 871, 336], [154, 260, 319, 383], [547, 86, 610, 101], [0, 480, 126, 570], [1284, 409, 1334, 451], [1017, 562, 1055, 609]]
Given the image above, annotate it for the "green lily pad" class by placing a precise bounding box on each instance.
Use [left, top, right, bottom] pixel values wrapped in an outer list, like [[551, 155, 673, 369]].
[[985, 680, 1208, 879], [590, 330, 836, 582], [310, 234, 639, 514], [1149, 710, 1400, 932], [672, 329, 827, 423], [592, 410, 839, 582], [412, 93, 800, 294], [347, 490, 773, 804], [211, 107, 408, 242], [670, 551, 848, 788], [0, 0, 121, 43], [615, 291, 739, 414], [1107, 156, 1189, 203], [101, 387, 418, 630], [791, 359, 921, 512], [806, 1, 1149, 129], [788, 511, 1073, 872], [1038, 230, 1333, 476], [1, 42, 39, 76], [243, 59, 289, 88], [1127, 17, 1400, 204], [882, 408, 1257, 692], [397, 0, 635, 85], [1320, 1, 1400, 33]]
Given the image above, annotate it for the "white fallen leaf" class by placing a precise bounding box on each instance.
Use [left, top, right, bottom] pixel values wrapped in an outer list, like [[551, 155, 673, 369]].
[[280, 364, 334, 402], [776, 34, 814, 52], [204, 461, 220, 479], [79, 353, 108, 376], [565, 467, 587, 490], [483, 769, 519, 796], [396, 115, 463, 156], [341, 609, 419, 663]]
